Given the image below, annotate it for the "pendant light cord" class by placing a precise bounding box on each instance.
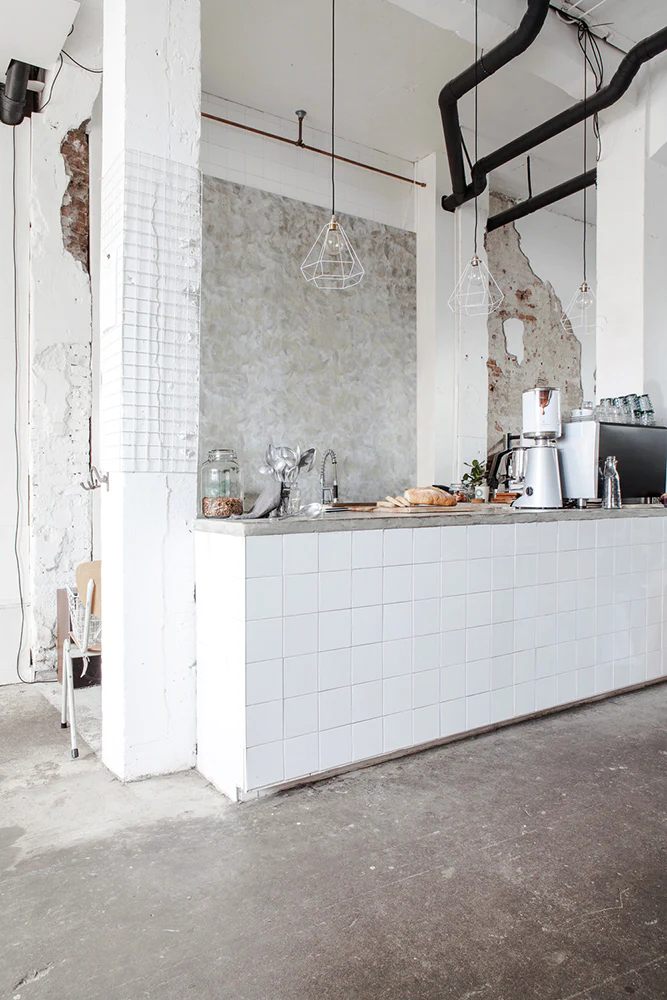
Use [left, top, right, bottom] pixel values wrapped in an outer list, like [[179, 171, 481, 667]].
[[331, 0, 336, 219], [473, 0, 479, 256], [582, 32, 588, 284]]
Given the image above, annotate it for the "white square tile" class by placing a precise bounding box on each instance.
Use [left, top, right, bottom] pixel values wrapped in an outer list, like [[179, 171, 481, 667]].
[[414, 562, 440, 601], [630, 627, 647, 656], [467, 692, 491, 729], [413, 705, 440, 744], [515, 554, 538, 587], [247, 658, 283, 705], [319, 570, 351, 612], [467, 558, 492, 594], [535, 645, 556, 679], [440, 664, 466, 701], [384, 528, 413, 566], [442, 560, 467, 597], [351, 567, 383, 608], [467, 591, 492, 628], [614, 630, 631, 659], [384, 565, 413, 604], [352, 718, 383, 759], [537, 521, 558, 553], [492, 621, 514, 657], [466, 658, 490, 694], [384, 711, 413, 752], [558, 550, 578, 583], [577, 578, 596, 611], [284, 693, 318, 738], [319, 648, 352, 690], [515, 586, 536, 620], [576, 608, 595, 640], [647, 543, 662, 571], [413, 668, 440, 708], [646, 650, 661, 679], [352, 605, 383, 646], [414, 598, 440, 636], [631, 518, 651, 544], [440, 628, 466, 667], [557, 670, 577, 704], [319, 725, 352, 770], [490, 686, 514, 723], [535, 676, 557, 711], [597, 632, 614, 663], [647, 597, 662, 626], [515, 680, 535, 715], [614, 545, 632, 575], [284, 733, 319, 780], [319, 687, 351, 730], [384, 674, 412, 714], [515, 648, 535, 683], [414, 527, 441, 564], [535, 614, 556, 648], [319, 532, 352, 572], [351, 643, 382, 684], [578, 521, 596, 550], [441, 526, 467, 561], [558, 612, 577, 647], [614, 658, 631, 689], [577, 549, 596, 580], [246, 577, 283, 620], [246, 700, 283, 746], [383, 637, 412, 677], [383, 601, 412, 641], [440, 697, 466, 737], [352, 530, 383, 569], [515, 522, 537, 555], [442, 595, 466, 632], [491, 653, 514, 689], [246, 741, 284, 789], [514, 617, 535, 653], [284, 574, 318, 616], [597, 576, 614, 607], [577, 665, 595, 699], [492, 556, 514, 591], [246, 618, 283, 663], [557, 582, 577, 612], [319, 609, 351, 651], [284, 613, 318, 657], [284, 653, 318, 697], [557, 640, 577, 674], [537, 552, 557, 586], [284, 534, 318, 575], [413, 633, 440, 672], [468, 525, 492, 559], [492, 524, 515, 557], [596, 661, 614, 694], [492, 588, 514, 624], [629, 654, 647, 684], [596, 519, 615, 548], [246, 535, 282, 578], [467, 625, 492, 662], [558, 521, 578, 551], [647, 624, 661, 653], [352, 680, 383, 722]]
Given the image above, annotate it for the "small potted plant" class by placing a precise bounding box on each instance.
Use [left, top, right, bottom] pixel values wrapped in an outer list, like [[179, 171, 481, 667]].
[[461, 459, 489, 501]]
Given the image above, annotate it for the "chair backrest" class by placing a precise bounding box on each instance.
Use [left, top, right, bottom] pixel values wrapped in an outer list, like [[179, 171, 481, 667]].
[[76, 561, 102, 619]]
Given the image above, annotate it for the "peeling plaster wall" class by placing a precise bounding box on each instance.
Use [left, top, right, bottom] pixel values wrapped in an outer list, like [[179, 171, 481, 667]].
[[201, 178, 417, 503], [28, 6, 102, 672], [485, 193, 585, 454]]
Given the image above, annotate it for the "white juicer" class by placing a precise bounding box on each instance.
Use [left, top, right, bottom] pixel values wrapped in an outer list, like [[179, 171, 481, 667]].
[[513, 387, 563, 510]]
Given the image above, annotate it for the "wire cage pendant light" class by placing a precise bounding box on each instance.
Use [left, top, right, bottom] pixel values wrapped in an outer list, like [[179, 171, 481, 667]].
[[448, 0, 503, 316], [301, 0, 364, 289]]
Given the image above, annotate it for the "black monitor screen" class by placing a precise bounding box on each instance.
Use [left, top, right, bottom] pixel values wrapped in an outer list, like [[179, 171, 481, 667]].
[[598, 423, 667, 498]]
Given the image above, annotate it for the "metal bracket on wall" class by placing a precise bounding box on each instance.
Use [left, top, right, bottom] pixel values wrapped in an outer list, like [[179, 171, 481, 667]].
[[80, 466, 109, 491]]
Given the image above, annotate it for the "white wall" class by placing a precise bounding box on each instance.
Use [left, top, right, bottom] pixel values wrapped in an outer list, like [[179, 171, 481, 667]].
[[0, 122, 30, 685], [201, 93, 417, 233]]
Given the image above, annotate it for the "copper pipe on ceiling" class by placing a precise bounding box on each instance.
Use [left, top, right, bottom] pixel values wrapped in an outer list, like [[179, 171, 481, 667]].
[[201, 111, 426, 188]]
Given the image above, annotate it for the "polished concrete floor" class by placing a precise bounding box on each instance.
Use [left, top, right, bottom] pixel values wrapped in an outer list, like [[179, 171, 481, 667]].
[[1, 682, 667, 1000]]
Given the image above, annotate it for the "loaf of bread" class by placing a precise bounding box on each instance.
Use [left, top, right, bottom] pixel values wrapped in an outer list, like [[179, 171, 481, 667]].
[[404, 487, 457, 507]]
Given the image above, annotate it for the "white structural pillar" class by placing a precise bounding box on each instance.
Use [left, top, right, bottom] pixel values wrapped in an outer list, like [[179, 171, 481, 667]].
[[99, 0, 202, 779]]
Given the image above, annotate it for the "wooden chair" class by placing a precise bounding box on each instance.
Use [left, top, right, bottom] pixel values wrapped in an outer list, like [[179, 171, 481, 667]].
[[61, 561, 102, 759]]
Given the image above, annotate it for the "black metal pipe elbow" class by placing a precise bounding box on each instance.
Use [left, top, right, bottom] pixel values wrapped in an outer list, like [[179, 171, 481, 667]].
[[0, 60, 30, 126]]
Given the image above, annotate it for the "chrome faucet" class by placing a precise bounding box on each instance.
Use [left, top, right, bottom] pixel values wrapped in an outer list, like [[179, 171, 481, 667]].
[[320, 449, 339, 504]]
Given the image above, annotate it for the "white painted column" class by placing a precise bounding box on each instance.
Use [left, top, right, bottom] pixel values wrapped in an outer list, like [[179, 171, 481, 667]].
[[100, 0, 201, 779]]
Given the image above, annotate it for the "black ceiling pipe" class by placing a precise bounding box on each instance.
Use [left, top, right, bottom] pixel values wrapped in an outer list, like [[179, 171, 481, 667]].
[[439, 0, 550, 210], [0, 60, 30, 125], [486, 168, 597, 232], [455, 24, 667, 207]]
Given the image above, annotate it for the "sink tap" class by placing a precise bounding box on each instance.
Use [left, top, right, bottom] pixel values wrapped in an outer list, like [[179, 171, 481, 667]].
[[320, 449, 339, 504]]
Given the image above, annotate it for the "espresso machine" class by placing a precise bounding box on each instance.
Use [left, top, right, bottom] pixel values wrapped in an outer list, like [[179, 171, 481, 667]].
[[513, 387, 563, 509]]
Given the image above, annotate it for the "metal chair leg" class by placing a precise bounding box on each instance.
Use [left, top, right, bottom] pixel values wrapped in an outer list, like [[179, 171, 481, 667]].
[[65, 644, 79, 759], [61, 642, 69, 729]]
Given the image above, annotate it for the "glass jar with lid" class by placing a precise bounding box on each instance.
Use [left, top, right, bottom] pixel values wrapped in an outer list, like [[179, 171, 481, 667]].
[[201, 449, 244, 517]]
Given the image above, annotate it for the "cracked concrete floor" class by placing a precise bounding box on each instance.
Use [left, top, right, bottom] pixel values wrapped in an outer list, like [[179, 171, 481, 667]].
[[1, 682, 667, 1000]]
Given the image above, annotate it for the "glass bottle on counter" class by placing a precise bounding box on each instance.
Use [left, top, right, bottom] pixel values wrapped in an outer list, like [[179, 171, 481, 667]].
[[602, 455, 622, 510], [201, 448, 244, 517]]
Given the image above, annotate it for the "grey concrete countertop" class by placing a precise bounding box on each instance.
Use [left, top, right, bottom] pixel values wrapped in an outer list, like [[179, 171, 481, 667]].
[[194, 503, 667, 536]]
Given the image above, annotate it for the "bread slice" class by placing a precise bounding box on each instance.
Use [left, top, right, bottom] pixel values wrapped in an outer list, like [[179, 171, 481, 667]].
[[404, 487, 457, 507]]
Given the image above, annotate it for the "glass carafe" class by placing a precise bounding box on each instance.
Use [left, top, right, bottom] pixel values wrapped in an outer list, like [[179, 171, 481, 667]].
[[602, 455, 622, 510], [201, 448, 244, 517]]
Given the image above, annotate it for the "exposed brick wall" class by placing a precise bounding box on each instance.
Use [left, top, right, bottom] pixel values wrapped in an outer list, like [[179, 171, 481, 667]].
[[60, 120, 90, 272]]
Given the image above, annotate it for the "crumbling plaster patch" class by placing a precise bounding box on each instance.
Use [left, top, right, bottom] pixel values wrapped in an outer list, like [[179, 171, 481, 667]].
[[60, 121, 90, 272], [486, 193, 583, 454]]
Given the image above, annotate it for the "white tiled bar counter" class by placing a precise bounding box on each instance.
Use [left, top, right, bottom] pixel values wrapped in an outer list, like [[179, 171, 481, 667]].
[[195, 509, 667, 801]]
